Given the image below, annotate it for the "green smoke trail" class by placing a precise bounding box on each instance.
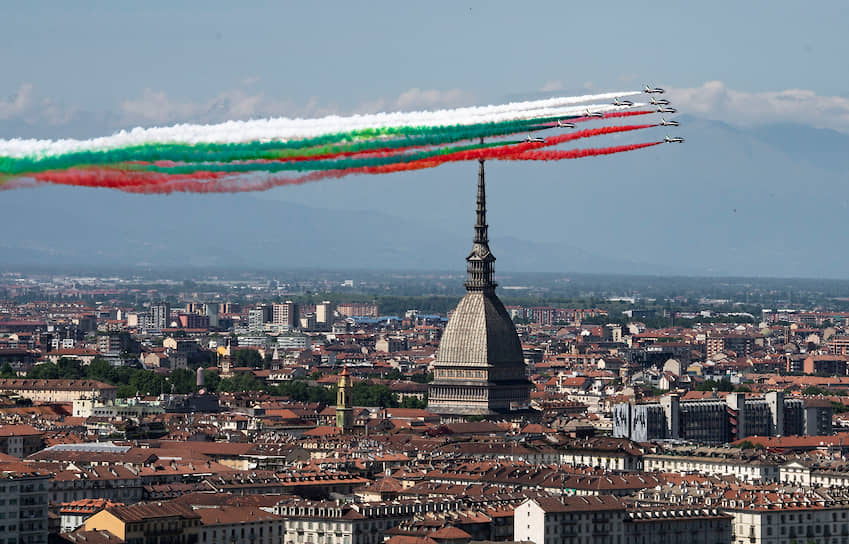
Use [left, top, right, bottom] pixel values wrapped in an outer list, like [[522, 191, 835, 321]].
[[126, 139, 518, 175], [0, 116, 570, 175]]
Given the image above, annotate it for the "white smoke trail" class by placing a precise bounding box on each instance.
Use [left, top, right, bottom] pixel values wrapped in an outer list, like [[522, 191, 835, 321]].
[[0, 92, 645, 158]]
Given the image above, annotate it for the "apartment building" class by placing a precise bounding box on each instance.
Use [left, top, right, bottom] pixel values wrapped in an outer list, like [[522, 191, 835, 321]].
[[0, 463, 50, 544]]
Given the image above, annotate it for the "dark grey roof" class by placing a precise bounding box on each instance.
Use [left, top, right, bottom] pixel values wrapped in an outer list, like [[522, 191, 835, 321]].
[[435, 290, 524, 368]]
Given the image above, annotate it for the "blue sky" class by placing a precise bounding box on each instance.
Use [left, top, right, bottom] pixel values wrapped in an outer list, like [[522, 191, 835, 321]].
[[2, 2, 849, 277], [2, 1, 848, 136]]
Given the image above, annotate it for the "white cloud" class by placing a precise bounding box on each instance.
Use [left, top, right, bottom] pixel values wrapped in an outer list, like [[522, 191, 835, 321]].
[[0, 83, 76, 125], [357, 88, 474, 114], [118, 89, 335, 125], [539, 80, 563, 93], [669, 81, 849, 133], [118, 87, 475, 125], [0, 83, 35, 119], [394, 88, 472, 110]]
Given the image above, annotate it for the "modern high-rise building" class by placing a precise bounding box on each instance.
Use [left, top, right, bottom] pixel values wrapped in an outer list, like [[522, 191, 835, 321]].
[[613, 391, 834, 443], [316, 301, 333, 325], [272, 301, 298, 329], [203, 302, 220, 328], [428, 161, 532, 416], [149, 302, 171, 329]]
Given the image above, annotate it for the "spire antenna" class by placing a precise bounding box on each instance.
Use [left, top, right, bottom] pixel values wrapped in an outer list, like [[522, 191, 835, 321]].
[[465, 155, 496, 291]]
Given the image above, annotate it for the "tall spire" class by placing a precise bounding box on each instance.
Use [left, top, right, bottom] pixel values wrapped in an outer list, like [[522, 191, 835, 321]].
[[465, 159, 497, 291]]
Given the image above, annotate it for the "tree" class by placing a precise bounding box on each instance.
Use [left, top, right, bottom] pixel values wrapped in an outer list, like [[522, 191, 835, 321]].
[[802, 385, 831, 396], [233, 349, 263, 369], [129, 370, 167, 396], [203, 369, 221, 393], [86, 359, 116, 383], [56, 358, 85, 379], [352, 383, 397, 408], [272, 381, 335, 404], [382, 369, 403, 381], [218, 371, 265, 393], [29, 362, 59, 380], [0, 362, 16, 378], [695, 379, 734, 392], [116, 385, 137, 398], [400, 396, 427, 409], [168, 368, 196, 394], [411, 372, 434, 384]]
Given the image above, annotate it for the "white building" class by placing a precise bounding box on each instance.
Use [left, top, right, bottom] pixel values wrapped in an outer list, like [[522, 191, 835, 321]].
[[514, 496, 626, 544]]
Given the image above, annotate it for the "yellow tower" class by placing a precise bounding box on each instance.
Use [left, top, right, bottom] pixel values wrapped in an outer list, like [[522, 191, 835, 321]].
[[336, 367, 353, 431]]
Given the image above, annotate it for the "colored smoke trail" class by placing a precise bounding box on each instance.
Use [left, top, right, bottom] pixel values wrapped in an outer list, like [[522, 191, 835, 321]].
[[0, 117, 566, 175], [603, 109, 655, 119], [0, 92, 642, 159], [0, 88, 681, 195], [499, 141, 664, 161], [102, 129, 660, 195], [1, 124, 660, 194], [133, 124, 655, 175], [117, 140, 664, 195], [29, 168, 233, 190]]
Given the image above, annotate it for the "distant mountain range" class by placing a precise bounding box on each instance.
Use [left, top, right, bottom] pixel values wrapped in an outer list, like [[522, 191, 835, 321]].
[[1, 116, 848, 278]]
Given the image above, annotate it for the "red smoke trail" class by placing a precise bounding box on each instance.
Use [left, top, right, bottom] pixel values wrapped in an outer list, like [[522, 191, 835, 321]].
[[29, 168, 231, 190], [563, 109, 656, 125], [500, 141, 663, 161], [604, 109, 655, 119]]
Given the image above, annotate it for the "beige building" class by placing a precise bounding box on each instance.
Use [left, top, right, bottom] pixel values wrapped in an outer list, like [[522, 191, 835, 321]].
[[85, 502, 201, 543], [643, 451, 780, 482], [0, 378, 116, 403], [0, 424, 43, 458]]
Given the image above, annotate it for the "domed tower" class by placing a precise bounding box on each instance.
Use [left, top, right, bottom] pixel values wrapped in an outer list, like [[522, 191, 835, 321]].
[[428, 160, 532, 416]]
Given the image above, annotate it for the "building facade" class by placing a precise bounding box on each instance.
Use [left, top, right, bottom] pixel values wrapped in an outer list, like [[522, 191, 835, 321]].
[[613, 391, 832, 443], [428, 161, 532, 416]]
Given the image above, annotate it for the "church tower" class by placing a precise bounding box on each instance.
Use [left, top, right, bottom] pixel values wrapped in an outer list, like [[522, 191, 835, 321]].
[[336, 366, 354, 431], [428, 160, 532, 416]]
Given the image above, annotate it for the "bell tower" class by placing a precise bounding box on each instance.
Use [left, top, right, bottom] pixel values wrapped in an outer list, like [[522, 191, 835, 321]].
[[336, 366, 353, 431]]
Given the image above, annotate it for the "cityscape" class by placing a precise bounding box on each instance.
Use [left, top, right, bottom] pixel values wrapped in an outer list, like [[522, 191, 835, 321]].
[[3, 2, 849, 543], [3, 163, 849, 543]]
